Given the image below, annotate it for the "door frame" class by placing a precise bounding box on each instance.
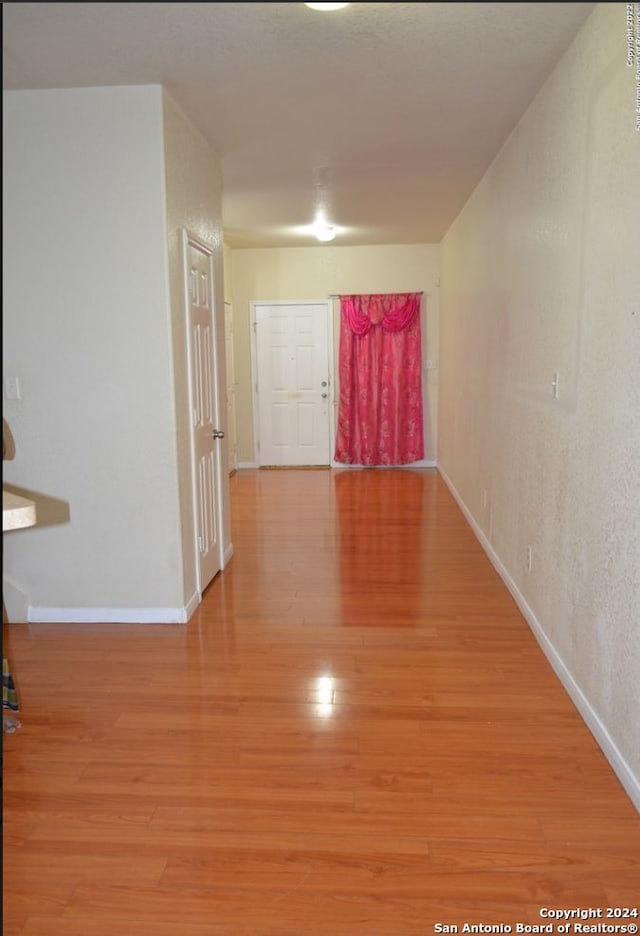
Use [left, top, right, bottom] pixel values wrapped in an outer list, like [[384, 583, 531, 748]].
[[224, 300, 239, 473], [181, 228, 226, 596], [249, 299, 336, 467]]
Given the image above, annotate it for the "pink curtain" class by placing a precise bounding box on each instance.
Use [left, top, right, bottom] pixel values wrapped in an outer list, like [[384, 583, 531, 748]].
[[335, 293, 424, 466]]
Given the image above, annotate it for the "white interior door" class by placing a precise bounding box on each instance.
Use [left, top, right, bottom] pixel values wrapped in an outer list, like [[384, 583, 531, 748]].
[[254, 301, 330, 466], [185, 233, 223, 592]]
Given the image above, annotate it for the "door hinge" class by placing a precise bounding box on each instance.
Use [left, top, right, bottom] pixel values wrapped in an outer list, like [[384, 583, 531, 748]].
[[198, 535, 205, 554]]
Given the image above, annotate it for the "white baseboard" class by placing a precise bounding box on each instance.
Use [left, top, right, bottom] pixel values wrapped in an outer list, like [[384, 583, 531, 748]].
[[184, 591, 201, 621], [438, 464, 640, 814], [331, 459, 438, 469], [28, 606, 192, 624], [239, 461, 437, 470]]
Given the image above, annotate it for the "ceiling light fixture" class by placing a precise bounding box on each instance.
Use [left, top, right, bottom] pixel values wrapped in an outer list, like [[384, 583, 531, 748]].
[[304, 3, 350, 11], [310, 166, 338, 241], [313, 223, 336, 242]]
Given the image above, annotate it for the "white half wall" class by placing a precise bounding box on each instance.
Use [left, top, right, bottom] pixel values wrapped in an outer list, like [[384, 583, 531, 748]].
[[3, 86, 185, 617]]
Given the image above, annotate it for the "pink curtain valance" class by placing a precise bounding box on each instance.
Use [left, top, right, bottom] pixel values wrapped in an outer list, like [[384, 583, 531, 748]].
[[341, 292, 421, 335]]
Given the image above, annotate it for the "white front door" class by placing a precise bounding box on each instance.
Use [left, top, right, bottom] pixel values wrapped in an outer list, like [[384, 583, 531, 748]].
[[185, 234, 223, 592], [254, 301, 331, 466]]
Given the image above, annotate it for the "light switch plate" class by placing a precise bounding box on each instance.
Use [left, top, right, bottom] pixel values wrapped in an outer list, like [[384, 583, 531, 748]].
[[3, 376, 21, 400]]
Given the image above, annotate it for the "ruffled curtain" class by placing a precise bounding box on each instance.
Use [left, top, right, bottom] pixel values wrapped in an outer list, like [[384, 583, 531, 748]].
[[334, 293, 424, 466]]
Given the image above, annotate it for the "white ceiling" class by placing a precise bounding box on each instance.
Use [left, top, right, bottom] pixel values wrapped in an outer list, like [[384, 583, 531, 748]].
[[2, 2, 595, 248]]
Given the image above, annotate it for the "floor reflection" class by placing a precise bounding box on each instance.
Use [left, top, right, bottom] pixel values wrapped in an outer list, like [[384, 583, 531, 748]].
[[334, 467, 432, 627]]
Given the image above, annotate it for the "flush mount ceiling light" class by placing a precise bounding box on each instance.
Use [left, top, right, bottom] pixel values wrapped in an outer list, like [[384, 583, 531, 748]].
[[304, 3, 350, 10], [309, 166, 338, 240], [313, 223, 336, 242], [292, 220, 342, 241]]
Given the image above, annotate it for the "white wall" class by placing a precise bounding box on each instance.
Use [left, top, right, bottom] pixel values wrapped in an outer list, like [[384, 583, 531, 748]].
[[162, 90, 231, 598], [2, 86, 186, 620], [230, 244, 440, 464], [439, 4, 640, 806]]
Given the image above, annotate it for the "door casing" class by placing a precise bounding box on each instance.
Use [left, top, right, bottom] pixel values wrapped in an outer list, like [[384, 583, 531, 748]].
[[250, 299, 336, 467], [182, 228, 226, 596]]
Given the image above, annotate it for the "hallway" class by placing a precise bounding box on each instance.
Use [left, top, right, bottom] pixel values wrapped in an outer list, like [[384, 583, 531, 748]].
[[3, 468, 639, 935]]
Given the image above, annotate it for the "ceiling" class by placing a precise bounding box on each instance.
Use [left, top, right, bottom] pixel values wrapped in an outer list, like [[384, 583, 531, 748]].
[[2, 2, 595, 248]]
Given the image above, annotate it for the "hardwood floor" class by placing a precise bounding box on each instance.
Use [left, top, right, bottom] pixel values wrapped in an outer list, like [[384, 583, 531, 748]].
[[3, 468, 639, 935]]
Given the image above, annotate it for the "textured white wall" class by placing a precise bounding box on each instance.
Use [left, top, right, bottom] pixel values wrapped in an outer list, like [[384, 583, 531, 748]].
[[230, 244, 440, 464], [2, 86, 184, 617], [162, 90, 230, 601], [439, 4, 640, 799]]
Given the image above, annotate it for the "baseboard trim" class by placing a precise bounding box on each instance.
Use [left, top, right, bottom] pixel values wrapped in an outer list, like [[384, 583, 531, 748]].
[[438, 464, 640, 814], [240, 460, 437, 471], [28, 606, 192, 624], [184, 591, 201, 621], [331, 459, 438, 469], [223, 543, 234, 568], [407, 459, 438, 469]]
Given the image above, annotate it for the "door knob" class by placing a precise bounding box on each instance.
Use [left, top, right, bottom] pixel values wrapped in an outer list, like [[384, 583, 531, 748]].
[[321, 381, 327, 387], [321, 393, 328, 399], [212, 429, 225, 439]]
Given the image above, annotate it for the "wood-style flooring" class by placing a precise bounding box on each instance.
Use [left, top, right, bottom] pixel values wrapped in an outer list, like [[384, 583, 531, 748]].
[[3, 468, 639, 935]]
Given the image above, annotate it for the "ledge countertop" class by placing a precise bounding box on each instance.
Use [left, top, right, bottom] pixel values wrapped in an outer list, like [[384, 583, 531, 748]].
[[3, 489, 37, 532]]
